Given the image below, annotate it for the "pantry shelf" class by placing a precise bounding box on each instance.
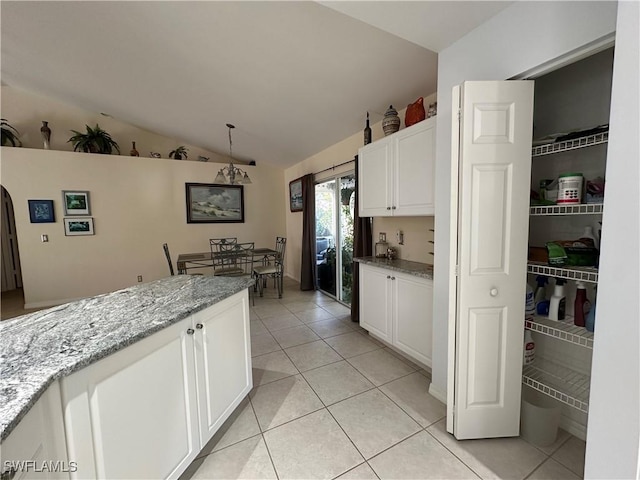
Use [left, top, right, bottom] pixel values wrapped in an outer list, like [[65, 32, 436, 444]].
[[522, 357, 590, 413], [528, 262, 598, 284], [526, 316, 594, 349], [532, 131, 608, 157], [530, 203, 604, 216]]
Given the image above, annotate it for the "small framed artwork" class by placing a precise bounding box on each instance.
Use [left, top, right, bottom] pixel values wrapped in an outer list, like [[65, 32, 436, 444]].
[[185, 183, 244, 223], [64, 217, 95, 236], [62, 190, 91, 215], [28, 200, 55, 223], [289, 177, 303, 212]]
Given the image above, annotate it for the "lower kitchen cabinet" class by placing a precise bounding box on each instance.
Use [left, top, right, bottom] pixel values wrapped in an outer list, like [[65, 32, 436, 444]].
[[60, 290, 251, 479], [359, 264, 433, 366], [1, 384, 69, 480]]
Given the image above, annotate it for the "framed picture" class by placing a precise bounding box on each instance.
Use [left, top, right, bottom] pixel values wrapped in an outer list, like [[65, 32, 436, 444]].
[[28, 200, 55, 223], [289, 177, 303, 212], [185, 183, 244, 223], [62, 190, 91, 215], [64, 217, 94, 236]]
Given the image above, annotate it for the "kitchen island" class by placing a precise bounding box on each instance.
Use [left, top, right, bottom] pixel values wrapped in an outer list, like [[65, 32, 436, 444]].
[[1, 274, 254, 479]]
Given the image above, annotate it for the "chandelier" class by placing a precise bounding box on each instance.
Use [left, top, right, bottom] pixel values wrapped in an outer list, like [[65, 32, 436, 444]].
[[214, 123, 252, 185]]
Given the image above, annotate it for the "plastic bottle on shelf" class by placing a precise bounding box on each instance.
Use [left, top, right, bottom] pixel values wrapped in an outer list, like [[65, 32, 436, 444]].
[[523, 330, 535, 365], [548, 278, 566, 321], [580, 225, 599, 248], [586, 296, 596, 332], [525, 282, 535, 321], [574, 281, 592, 328], [533, 276, 548, 312]]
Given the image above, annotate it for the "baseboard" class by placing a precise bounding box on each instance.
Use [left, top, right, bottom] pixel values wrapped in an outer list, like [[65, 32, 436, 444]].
[[559, 414, 587, 441], [24, 297, 81, 309], [428, 383, 448, 404]]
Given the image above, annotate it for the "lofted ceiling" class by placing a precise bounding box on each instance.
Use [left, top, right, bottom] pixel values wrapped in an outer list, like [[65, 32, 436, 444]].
[[0, 1, 511, 169]]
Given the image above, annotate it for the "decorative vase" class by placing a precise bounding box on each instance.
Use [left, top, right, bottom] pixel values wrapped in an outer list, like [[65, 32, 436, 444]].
[[40, 121, 51, 150], [382, 105, 400, 136], [130, 141, 139, 157], [427, 102, 438, 118], [405, 97, 425, 127]]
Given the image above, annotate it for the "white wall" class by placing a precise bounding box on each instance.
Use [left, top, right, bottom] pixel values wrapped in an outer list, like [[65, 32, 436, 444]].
[[434, 1, 639, 476], [1, 86, 231, 163], [0, 88, 285, 307], [585, 2, 640, 477], [284, 94, 436, 282]]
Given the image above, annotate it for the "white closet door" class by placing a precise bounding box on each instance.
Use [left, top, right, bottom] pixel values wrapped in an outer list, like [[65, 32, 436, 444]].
[[452, 80, 534, 439]]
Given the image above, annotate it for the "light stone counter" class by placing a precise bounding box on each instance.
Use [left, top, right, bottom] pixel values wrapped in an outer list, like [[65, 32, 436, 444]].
[[0, 274, 253, 441], [354, 256, 434, 279]]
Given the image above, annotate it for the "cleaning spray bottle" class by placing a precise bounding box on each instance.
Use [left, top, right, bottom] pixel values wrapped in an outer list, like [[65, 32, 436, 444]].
[[525, 281, 535, 321], [548, 278, 566, 321], [574, 281, 591, 328], [534, 276, 548, 314], [523, 330, 535, 365]]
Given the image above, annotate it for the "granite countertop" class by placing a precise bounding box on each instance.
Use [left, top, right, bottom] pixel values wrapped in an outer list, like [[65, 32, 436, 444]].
[[354, 256, 434, 279], [0, 274, 254, 441]]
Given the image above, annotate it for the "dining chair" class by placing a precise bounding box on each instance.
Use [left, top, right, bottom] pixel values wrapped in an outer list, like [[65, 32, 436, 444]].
[[252, 237, 286, 298], [209, 237, 238, 255], [213, 242, 254, 277], [163, 243, 175, 276]]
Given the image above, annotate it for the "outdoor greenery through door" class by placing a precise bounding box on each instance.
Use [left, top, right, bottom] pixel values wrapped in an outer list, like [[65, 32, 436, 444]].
[[315, 174, 355, 305]]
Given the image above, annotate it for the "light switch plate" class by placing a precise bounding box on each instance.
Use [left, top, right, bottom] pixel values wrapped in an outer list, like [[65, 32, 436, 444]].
[[41, 234, 48, 242]]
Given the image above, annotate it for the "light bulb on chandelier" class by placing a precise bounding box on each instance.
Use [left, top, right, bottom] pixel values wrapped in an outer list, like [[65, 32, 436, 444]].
[[214, 123, 252, 185]]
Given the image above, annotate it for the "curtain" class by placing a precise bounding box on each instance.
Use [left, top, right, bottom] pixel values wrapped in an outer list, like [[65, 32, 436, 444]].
[[300, 173, 317, 291], [350, 155, 373, 322]]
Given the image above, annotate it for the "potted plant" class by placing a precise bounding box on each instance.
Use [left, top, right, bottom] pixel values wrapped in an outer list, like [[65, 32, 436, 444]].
[[169, 145, 188, 160], [1, 119, 21, 146], [68, 124, 120, 154]]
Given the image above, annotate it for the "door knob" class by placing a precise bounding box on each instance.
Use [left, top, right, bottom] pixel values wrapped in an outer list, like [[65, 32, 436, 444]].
[[490, 288, 498, 297], [386, 207, 391, 210], [196, 323, 203, 329], [187, 328, 195, 335]]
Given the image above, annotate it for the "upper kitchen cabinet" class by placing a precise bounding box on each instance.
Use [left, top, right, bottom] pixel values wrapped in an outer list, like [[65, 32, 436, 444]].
[[358, 118, 436, 217]]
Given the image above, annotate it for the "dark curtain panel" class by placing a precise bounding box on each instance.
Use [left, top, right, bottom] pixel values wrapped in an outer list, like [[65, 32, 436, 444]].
[[300, 173, 317, 291], [351, 155, 373, 322]]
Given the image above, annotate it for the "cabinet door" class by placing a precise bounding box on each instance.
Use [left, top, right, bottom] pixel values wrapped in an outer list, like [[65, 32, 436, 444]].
[[193, 290, 252, 447], [451, 80, 534, 439], [358, 264, 392, 342], [358, 139, 392, 217], [61, 317, 199, 480], [393, 273, 433, 366], [394, 119, 436, 216], [1, 384, 69, 480]]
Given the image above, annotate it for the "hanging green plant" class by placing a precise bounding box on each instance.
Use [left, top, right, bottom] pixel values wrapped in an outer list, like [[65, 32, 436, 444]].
[[68, 124, 120, 154], [1, 119, 21, 147], [169, 145, 189, 160]]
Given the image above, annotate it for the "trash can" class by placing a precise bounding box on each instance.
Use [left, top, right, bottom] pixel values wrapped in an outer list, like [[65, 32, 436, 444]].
[[521, 386, 561, 447]]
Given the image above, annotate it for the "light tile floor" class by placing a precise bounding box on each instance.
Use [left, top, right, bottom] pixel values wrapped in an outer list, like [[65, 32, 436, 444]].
[[177, 277, 587, 480]]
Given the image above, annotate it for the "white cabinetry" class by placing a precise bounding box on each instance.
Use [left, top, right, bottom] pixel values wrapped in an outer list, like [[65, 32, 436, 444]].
[[1, 384, 69, 480], [61, 290, 251, 480], [359, 264, 432, 366], [192, 292, 252, 447], [358, 118, 436, 217]]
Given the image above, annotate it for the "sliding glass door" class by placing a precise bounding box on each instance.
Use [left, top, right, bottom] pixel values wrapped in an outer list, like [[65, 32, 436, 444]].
[[315, 173, 355, 305]]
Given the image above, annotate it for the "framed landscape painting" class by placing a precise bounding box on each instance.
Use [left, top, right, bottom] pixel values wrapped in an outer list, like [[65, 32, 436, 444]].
[[185, 183, 244, 223], [62, 190, 91, 215], [64, 217, 94, 236], [289, 177, 303, 212], [28, 200, 55, 223]]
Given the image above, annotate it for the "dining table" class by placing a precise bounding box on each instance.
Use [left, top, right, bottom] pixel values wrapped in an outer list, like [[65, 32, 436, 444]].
[[176, 247, 279, 274]]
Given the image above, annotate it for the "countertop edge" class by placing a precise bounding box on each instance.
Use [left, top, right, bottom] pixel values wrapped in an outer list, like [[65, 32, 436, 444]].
[[354, 256, 434, 280], [0, 275, 254, 441]]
